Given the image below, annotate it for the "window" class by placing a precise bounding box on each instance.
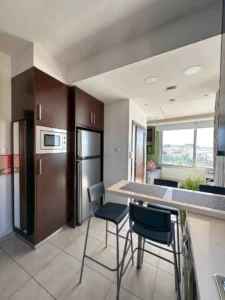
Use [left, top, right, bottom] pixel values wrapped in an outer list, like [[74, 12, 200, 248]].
[[196, 128, 213, 168], [161, 127, 213, 168]]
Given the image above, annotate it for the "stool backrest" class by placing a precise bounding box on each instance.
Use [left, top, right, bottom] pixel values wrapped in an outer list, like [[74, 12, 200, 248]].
[[154, 178, 178, 188], [129, 202, 171, 232], [87, 182, 105, 203], [199, 184, 225, 195]]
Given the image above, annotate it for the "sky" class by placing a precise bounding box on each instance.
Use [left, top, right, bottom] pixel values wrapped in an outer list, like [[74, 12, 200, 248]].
[[163, 128, 213, 147]]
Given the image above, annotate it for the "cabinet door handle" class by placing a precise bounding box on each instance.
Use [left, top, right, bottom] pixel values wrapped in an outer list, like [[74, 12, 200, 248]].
[[93, 113, 96, 124], [37, 104, 42, 120], [89, 113, 92, 124], [38, 159, 42, 175]]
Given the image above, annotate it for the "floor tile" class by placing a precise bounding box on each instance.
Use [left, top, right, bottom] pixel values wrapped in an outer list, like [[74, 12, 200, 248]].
[[0, 262, 31, 300], [158, 248, 175, 275], [105, 283, 140, 300], [49, 226, 82, 250], [88, 218, 109, 242], [86, 243, 121, 281], [121, 261, 157, 300], [16, 242, 61, 276], [35, 251, 81, 298], [0, 232, 15, 246], [1, 236, 33, 260], [58, 265, 111, 300], [153, 268, 176, 300], [64, 233, 101, 262], [0, 248, 13, 271], [10, 279, 54, 300]]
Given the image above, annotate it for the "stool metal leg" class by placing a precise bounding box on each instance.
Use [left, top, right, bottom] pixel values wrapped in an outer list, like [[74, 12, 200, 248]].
[[105, 221, 108, 248], [172, 237, 181, 300], [79, 215, 91, 284], [116, 225, 120, 300], [176, 215, 181, 282]]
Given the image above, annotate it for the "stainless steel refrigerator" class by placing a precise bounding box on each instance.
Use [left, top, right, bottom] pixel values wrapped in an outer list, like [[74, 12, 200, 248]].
[[76, 129, 102, 224]]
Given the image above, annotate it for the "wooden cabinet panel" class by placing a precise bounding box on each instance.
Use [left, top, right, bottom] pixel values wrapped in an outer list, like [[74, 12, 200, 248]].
[[36, 153, 68, 244], [74, 87, 104, 130], [35, 69, 69, 129], [75, 87, 93, 127]]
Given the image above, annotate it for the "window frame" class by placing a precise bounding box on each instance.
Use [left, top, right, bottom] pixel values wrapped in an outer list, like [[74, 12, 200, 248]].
[[160, 127, 214, 170]]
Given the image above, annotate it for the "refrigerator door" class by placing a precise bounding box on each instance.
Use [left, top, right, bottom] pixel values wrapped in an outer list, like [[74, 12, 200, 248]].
[[77, 130, 101, 158], [77, 158, 101, 223]]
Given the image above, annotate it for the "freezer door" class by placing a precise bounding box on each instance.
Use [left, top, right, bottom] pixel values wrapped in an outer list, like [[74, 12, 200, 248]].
[[77, 158, 101, 223], [77, 130, 101, 158]]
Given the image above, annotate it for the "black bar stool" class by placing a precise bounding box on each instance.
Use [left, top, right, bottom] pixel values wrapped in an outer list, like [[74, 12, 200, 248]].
[[199, 184, 225, 195], [146, 178, 181, 281], [79, 182, 134, 300], [119, 203, 181, 300]]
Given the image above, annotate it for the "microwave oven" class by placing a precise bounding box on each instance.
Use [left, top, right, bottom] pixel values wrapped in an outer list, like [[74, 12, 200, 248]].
[[36, 126, 67, 154]]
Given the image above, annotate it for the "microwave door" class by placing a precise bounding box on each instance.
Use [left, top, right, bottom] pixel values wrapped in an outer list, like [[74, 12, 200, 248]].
[[78, 130, 101, 158]]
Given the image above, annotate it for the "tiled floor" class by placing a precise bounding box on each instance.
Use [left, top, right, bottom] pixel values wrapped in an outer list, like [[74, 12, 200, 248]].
[[0, 218, 177, 300]]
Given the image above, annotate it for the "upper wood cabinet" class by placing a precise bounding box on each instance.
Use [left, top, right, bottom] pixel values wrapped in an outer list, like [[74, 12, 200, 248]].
[[35, 69, 69, 129], [74, 87, 104, 130]]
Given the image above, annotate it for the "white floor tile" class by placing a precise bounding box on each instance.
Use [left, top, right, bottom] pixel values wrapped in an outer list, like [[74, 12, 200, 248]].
[[158, 249, 175, 275], [16, 242, 61, 276], [58, 265, 111, 300], [0, 232, 15, 246], [0, 248, 13, 271], [1, 237, 33, 260], [121, 261, 157, 300], [49, 226, 82, 249], [153, 268, 176, 300], [0, 262, 31, 300], [64, 233, 101, 262], [105, 283, 140, 300], [34, 252, 81, 298], [10, 279, 54, 300]]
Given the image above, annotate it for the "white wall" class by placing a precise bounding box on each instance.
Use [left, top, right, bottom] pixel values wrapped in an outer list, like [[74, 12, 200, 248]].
[[128, 100, 147, 181], [104, 99, 147, 204], [68, 2, 221, 83], [104, 100, 129, 204], [162, 166, 207, 181], [11, 43, 68, 84], [0, 52, 12, 238]]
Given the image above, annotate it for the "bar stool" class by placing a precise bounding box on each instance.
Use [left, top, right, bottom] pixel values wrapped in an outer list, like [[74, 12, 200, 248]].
[[119, 203, 181, 300], [146, 178, 181, 281], [79, 182, 134, 300]]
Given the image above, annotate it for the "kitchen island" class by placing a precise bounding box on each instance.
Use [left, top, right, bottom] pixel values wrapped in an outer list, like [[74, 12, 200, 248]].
[[107, 180, 225, 300]]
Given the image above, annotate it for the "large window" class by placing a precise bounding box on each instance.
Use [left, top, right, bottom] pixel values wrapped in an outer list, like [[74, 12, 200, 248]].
[[161, 127, 213, 168]]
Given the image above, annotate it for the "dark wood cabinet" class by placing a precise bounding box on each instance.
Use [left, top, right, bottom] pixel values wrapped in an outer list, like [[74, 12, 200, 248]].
[[36, 153, 68, 244], [12, 67, 72, 245], [35, 69, 69, 129], [147, 127, 155, 154], [73, 87, 104, 130]]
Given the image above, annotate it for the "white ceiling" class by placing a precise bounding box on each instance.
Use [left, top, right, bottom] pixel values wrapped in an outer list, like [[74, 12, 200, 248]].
[[75, 35, 221, 121], [0, 0, 219, 64]]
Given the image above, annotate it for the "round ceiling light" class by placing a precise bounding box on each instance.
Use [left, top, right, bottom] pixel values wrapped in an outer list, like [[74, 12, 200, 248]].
[[184, 65, 203, 75], [144, 76, 158, 84]]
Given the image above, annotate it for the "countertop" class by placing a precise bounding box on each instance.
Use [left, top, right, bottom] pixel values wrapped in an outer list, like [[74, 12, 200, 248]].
[[187, 213, 225, 300], [107, 180, 225, 220]]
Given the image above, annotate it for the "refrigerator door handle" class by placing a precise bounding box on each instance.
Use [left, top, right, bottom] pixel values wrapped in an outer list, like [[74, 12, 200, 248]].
[[76, 161, 82, 224], [77, 130, 81, 157]]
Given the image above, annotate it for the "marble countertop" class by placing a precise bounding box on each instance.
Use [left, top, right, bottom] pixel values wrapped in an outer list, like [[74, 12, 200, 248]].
[[187, 212, 225, 300], [107, 180, 225, 220]]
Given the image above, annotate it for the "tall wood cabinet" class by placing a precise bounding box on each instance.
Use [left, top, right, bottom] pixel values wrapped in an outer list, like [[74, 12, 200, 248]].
[[12, 67, 71, 245]]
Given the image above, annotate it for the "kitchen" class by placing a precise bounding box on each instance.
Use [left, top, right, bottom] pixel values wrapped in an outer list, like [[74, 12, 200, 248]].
[[0, 1, 225, 300]]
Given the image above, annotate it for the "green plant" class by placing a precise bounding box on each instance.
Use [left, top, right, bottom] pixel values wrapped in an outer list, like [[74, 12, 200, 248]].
[[179, 176, 208, 228]]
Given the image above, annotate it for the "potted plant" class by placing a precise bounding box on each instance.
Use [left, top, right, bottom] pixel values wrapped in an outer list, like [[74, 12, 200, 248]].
[[179, 176, 208, 228]]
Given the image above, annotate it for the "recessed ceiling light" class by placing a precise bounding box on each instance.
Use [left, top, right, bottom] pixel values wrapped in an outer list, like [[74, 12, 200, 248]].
[[144, 76, 158, 84], [184, 65, 203, 75], [166, 86, 177, 91], [169, 99, 176, 102]]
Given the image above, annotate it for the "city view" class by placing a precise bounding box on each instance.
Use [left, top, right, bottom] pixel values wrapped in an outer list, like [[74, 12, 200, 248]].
[[161, 128, 214, 168]]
